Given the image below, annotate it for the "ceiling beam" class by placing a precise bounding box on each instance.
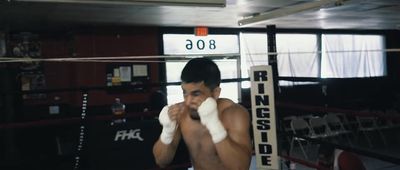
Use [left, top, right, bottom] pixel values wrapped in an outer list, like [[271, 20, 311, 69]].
[[13, 0, 226, 7], [238, 0, 347, 27]]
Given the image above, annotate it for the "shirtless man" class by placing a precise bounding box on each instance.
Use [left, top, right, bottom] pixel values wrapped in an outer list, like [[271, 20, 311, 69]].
[[153, 57, 252, 170]]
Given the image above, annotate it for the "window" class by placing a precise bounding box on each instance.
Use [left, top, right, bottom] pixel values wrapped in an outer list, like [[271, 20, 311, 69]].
[[321, 34, 386, 78], [276, 34, 319, 78], [240, 33, 318, 86], [240, 32, 387, 86], [239, 33, 268, 88], [163, 34, 240, 104]]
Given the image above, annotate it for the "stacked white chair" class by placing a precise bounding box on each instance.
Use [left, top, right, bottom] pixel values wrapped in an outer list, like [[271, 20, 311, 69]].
[[308, 116, 331, 138], [289, 116, 316, 159], [324, 113, 353, 146], [356, 115, 387, 147]]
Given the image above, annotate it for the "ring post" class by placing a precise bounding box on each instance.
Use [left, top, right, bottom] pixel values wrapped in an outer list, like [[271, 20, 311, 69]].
[[250, 65, 279, 170]]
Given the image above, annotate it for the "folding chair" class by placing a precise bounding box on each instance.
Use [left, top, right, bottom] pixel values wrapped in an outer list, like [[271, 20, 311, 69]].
[[324, 113, 353, 146], [378, 109, 400, 129], [282, 116, 297, 145], [334, 113, 358, 132], [356, 116, 387, 147], [308, 116, 331, 138], [289, 117, 315, 159], [280, 116, 296, 157]]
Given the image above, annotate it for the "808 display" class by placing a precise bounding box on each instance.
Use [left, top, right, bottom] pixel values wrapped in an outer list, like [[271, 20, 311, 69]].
[[185, 39, 216, 50]]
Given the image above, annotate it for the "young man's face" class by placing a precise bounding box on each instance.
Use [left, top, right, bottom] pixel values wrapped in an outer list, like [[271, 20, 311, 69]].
[[181, 81, 219, 120]]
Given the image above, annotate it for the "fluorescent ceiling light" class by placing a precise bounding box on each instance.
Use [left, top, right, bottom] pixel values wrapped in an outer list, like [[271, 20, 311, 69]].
[[14, 0, 226, 7], [238, 0, 346, 27]]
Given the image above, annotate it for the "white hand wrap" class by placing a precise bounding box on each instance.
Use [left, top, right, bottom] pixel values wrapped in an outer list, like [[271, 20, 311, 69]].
[[198, 97, 227, 143], [158, 106, 177, 144]]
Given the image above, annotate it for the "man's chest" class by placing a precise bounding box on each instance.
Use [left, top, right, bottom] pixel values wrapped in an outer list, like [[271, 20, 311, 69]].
[[180, 119, 217, 157]]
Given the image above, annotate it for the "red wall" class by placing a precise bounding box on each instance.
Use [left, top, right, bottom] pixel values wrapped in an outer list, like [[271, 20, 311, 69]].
[[29, 27, 160, 107]]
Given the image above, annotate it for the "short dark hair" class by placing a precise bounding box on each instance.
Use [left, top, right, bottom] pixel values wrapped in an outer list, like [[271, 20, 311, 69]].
[[181, 57, 221, 90]]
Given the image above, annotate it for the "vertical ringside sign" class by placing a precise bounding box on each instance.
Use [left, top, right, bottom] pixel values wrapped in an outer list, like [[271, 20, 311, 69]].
[[250, 65, 279, 170]]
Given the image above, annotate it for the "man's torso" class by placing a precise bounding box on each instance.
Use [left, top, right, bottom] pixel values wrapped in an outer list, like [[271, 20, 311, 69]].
[[178, 99, 233, 170]]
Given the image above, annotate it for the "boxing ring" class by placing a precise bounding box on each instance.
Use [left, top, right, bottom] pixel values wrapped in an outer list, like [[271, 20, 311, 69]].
[[1, 44, 400, 169], [1, 74, 400, 169]]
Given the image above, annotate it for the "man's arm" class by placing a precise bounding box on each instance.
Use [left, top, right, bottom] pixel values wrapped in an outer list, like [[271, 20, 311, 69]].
[[152, 128, 182, 168], [152, 104, 183, 168], [215, 104, 252, 170]]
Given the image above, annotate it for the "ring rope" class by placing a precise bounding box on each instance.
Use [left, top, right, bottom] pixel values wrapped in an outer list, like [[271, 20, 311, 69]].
[[280, 154, 330, 170], [1, 48, 399, 63], [277, 101, 400, 121], [2, 104, 398, 130], [289, 134, 400, 165], [1, 103, 399, 165], [0, 78, 250, 95], [0, 53, 239, 63], [248, 48, 400, 56], [0, 111, 158, 130]]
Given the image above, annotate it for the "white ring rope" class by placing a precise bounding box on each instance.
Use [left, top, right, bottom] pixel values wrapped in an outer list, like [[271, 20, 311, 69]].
[[0, 48, 399, 63], [0, 53, 238, 63], [248, 48, 400, 56]]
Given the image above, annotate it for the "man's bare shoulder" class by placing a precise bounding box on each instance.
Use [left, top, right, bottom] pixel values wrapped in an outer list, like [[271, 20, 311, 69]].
[[217, 98, 249, 119], [216, 98, 234, 109]]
